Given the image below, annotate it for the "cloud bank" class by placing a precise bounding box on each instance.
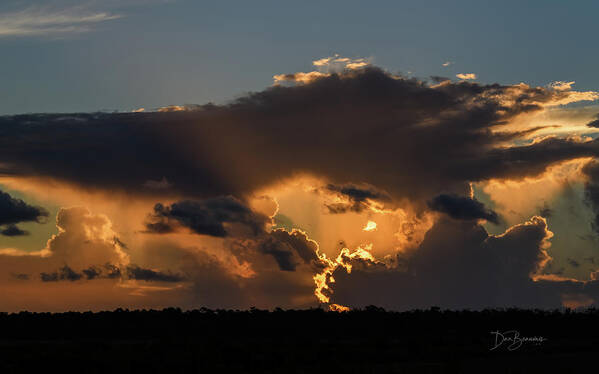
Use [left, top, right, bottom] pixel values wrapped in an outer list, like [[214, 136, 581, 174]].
[[2, 63, 599, 311]]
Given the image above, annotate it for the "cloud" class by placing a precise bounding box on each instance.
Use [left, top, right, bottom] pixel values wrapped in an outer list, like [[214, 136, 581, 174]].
[[428, 194, 499, 224], [82, 266, 102, 280], [325, 216, 599, 310], [3, 67, 597, 211], [549, 81, 576, 91], [144, 196, 322, 273], [38, 262, 185, 283], [324, 183, 391, 214], [273, 55, 371, 85], [40, 265, 83, 282], [126, 265, 186, 282], [144, 197, 271, 237], [0, 206, 132, 283], [33, 261, 113, 280], [0, 224, 28, 236], [586, 114, 599, 128], [257, 228, 321, 271], [11, 273, 29, 280], [3, 64, 599, 311], [42, 207, 130, 267], [0, 188, 48, 236], [273, 71, 329, 85], [0, 6, 121, 38], [157, 105, 188, 112], [312, 55, 371, 71], [456, 73, 477, 80]]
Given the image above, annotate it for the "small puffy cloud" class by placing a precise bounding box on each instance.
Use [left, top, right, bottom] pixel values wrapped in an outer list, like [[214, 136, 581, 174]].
[[456, 73, 477, 80], [312, 56, 334, 66], [549, 81, 576, 91], [1, 224, 28, 236], [0, 189, 48, 236], [40, 265, 82, 282], [82, 266, 102, 280], [126, 265, 186, 282], [345, 61, 370, 70], [586, 115, 599, 128], [273, 71, 328, 85]]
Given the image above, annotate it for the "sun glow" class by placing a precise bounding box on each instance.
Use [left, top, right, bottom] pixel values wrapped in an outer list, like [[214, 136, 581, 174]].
[[363, 220, 377, 232]]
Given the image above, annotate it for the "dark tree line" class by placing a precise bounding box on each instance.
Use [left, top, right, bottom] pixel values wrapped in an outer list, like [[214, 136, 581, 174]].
[[1, 307, 598, 373]]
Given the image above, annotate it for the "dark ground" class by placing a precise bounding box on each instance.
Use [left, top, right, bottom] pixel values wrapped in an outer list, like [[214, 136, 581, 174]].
[[0, 307, 597, 373]]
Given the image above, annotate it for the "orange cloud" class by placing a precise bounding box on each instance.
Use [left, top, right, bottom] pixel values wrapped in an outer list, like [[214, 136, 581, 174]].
[[456, 73, 477, 80]]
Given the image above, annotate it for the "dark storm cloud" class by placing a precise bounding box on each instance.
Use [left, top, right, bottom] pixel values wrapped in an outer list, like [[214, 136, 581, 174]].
[[126, 265, 186, 282], [1, 68, 597, 208], [0, 189, 48, 236], [325, 183, 391, 214], [145, 196, 270, 237], [428, 194, 499, 223]]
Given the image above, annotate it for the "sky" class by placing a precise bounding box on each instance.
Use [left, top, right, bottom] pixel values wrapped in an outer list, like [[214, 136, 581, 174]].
[[2, 0, 599, 114], [2, 1, 599, 312]]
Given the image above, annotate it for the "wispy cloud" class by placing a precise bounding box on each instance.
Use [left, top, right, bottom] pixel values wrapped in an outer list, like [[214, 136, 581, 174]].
[[0, 6, 122, 38], [312, 54, 372, 71]]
